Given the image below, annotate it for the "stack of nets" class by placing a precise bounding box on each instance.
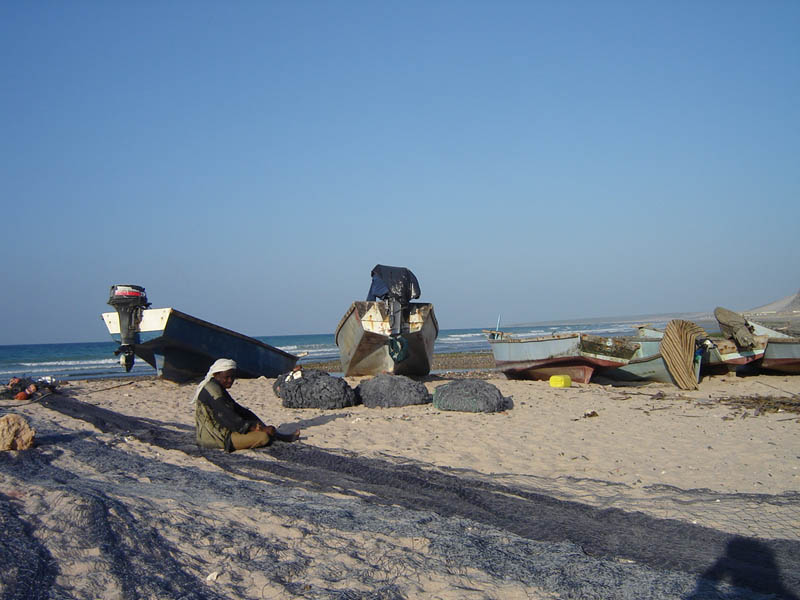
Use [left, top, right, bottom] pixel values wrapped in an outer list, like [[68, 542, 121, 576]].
[[432, 380, 512, 413], [356, 374, 431, 408], [273, 369, 358, 409], [660, 320, 707, 390]]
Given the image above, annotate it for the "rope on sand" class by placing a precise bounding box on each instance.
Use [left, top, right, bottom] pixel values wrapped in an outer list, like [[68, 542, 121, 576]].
[[660, 320, 706, 390], [81, 381, 137, 395]]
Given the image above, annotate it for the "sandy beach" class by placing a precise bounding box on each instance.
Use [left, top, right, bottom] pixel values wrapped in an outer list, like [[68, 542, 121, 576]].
[[1, 360, 799, 599]]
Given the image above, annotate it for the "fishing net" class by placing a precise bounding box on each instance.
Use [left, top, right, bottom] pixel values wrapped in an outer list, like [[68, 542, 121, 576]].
[[356, 374, 431, 408], [273, 369, 358, 410], [0, 392, 798, 599], [432, 379, 513, 413]]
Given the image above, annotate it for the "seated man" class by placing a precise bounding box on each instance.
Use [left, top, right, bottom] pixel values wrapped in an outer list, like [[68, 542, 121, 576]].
[[193, 358, 300, 452]]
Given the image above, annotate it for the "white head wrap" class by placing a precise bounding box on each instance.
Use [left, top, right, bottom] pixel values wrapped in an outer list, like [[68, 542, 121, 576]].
[[191, 358, 237, 405]]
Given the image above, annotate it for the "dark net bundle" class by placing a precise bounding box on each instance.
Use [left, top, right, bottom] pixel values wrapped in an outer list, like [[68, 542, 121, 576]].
[[432, 379, 512, 413], [273, 369, 359, 409], [356, 374, 431, 408]]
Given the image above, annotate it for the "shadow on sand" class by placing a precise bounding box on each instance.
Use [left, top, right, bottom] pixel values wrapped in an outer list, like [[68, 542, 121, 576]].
[[687, 536, 799, 599]]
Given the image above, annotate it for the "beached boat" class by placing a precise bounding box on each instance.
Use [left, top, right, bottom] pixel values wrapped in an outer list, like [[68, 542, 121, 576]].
[[635, 323, 768, 373], [335, 265, 438, 376], [599, 352, 702, 386], [486, 331, 643, 383], [102, 285, 298, 382], [702, 337, 767, 372], [601, 320, 706, 388], [746, 321, 800, 374], [336, 301, 438, 376]]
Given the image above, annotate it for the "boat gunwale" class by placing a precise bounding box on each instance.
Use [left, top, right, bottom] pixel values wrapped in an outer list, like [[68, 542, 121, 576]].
[[487, 332, 580, 344], [334, 301, 438, 346]]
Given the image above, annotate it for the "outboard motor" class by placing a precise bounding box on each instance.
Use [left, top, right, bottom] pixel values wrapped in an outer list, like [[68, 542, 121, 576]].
[[366, 265, 421, 361], [107, 285, 150, 372]]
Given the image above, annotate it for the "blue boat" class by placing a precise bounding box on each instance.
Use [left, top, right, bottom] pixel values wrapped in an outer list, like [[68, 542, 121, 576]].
[[599, 351, 702, 386], [102, 285, 297, 382]]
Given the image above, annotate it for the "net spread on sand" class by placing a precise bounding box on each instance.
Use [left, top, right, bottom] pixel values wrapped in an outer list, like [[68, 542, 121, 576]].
[[1, 393, 798, 599]]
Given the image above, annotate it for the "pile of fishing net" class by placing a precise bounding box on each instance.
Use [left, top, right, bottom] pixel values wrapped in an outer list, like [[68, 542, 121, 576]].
[[273, 369, 358, 409], [356, 374, 431, 408], [432, 379, 512, 413]]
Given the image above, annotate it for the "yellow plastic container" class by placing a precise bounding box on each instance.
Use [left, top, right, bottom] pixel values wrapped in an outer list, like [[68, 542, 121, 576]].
[[549, 374, 572, 388]]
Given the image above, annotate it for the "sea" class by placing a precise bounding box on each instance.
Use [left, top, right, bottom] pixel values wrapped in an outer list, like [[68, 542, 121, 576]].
[[0, 315, 717, 382]]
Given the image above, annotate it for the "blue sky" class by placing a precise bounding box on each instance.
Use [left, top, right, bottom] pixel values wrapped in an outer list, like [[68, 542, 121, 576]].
[[1, 1, 798, 344]]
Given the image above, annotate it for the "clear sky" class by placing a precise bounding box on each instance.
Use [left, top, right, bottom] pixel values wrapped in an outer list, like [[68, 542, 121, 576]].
[[1, 1, 798, 344]]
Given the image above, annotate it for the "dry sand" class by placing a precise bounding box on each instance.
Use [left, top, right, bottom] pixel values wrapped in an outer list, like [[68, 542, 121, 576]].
[[1, 364, 799, 599]]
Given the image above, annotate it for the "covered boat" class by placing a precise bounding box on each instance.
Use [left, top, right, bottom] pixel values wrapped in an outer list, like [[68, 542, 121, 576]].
[[101, 285, 298, 382], [335, 265, 438, 376]]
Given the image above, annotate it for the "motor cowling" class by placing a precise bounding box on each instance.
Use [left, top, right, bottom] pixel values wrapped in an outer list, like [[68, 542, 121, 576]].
[[107, 285, 151, 371]]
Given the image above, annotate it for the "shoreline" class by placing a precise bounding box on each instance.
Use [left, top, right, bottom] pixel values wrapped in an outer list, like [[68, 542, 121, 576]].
[[50, 351, 500, 384], [301, 350, 497, 375]]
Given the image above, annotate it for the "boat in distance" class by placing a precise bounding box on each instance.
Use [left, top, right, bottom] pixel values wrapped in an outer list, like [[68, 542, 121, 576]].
[[335, 265, 438, 377], [102, 285, 298, 382]]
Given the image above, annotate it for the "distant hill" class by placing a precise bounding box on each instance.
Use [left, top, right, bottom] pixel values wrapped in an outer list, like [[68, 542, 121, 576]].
[[513, 310, 714, 328], [510, 290, 800, 329], [745, 289, 800, 315]]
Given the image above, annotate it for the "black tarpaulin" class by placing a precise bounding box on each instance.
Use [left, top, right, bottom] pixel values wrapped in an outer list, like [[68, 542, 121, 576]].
[[366, 265, 421, 304]]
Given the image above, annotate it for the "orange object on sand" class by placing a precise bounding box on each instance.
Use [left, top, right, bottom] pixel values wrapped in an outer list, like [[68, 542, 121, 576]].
[[14, 391, 29, 400]]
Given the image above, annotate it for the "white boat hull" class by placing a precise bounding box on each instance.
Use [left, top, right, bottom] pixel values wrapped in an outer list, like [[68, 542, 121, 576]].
[[335, 301, 438, 376]]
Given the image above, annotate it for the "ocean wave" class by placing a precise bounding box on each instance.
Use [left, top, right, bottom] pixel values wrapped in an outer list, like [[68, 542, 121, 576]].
[[279, 345, 338, 354], [439, 332, 486, 340], [0, 362, 156, 378], [19, 358, 118, 367]]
